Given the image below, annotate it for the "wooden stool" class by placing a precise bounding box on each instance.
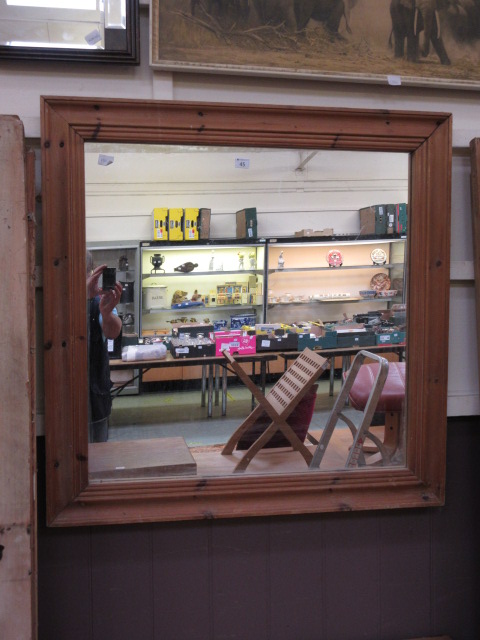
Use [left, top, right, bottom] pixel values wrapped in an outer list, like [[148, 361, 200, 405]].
[[348, 361, 406, 460]]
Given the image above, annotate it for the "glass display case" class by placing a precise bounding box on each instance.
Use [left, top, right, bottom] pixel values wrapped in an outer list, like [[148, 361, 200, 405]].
[[264, 236, 406, 327], [87, 241, 140, 393], [139, 240, 266, 337]]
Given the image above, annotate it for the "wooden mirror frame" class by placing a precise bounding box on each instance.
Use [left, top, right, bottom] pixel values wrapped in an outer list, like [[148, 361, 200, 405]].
[[0, 0, 139, 64], [41, 97, 451, 526]]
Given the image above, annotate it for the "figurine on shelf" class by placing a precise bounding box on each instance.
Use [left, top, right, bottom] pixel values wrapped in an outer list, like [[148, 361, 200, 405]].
[[171, 290, 188, 305], [209, 250, 215, 271], [278, 251, 285, 269], [150, 253, 165, 274], [191, 289, 202, 301], [174, 261, 198, 273], [118, 255, 129, 271], [249, 251, 256, 269], [238, 252, 245, 270]]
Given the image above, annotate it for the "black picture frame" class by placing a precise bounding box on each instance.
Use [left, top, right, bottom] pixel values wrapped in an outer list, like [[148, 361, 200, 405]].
[[0, 0, 139, 65]]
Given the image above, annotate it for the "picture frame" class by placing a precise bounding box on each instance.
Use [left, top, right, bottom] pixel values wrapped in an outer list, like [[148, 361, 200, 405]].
[[0, 0, 139, 65], [150, 0, 480, 90]]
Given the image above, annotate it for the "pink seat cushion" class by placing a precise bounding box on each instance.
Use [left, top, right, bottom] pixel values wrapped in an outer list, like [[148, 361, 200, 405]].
[[236, 384, 318, 450], [347, 362, 405, 413]]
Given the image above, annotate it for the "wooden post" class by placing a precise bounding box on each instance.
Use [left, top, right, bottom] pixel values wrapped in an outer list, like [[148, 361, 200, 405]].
[[0, 116, 36, 639]]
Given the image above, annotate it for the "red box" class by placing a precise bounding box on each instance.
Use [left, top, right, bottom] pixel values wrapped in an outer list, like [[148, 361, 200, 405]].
[[213, 331, 256, 356]]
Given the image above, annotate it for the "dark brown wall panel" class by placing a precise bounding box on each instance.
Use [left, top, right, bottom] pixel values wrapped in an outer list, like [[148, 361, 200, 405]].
[[37, 419, 480, 640]]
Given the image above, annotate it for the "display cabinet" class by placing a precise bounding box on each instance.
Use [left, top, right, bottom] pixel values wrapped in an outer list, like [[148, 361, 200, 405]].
[[139, 240, 266, 337], [87, 241, 140, 393], [265, 236, 406, 327]]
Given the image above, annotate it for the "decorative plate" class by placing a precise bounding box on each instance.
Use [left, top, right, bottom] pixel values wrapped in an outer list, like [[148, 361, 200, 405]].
[[370, 248, 387, 265], [370, 272, 391, 291], [326, 249, 343, 267]]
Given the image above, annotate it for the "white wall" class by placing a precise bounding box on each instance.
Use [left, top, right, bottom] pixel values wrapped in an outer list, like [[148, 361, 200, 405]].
[[1, 2, 479, 417]]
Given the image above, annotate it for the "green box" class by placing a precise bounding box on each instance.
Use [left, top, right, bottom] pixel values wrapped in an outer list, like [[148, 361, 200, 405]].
[[236, 207, 257, 239], [395, 203, 407, 235], [375, 331, 406, 345]]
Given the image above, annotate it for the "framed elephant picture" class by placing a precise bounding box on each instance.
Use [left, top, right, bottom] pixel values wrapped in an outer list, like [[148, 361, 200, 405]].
[[150, 0, 480, 90]]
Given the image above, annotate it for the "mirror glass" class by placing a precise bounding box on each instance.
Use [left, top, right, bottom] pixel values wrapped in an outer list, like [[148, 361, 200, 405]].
[[0, 0, 126, 49], [84, 143, 408, 481]]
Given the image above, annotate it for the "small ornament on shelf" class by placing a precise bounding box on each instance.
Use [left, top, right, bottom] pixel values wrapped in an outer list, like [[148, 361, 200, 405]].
[[249, 251, 257, 269], [326, 249, 343, 267], [278, 251, 285, 269], [238, 252, 245, 270]]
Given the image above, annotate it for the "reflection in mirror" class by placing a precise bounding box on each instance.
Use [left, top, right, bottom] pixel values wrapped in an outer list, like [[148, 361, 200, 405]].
[[84, 144, 408, 481], [0, 0, 136, 63]]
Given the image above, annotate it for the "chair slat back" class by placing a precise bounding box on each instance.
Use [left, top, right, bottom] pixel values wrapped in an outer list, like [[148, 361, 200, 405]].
[[267, 349, 327, 417]]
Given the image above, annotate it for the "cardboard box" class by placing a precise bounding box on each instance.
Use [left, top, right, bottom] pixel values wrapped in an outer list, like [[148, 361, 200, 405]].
[[230, 313, 256, 329], [172, 322, 214, 338], [336, 331, 376, 347], [386, 204, 396, 235], [236, 207, 257, 239], [374, 204, 387, 234], [168, 208, 184, 241], [256, 333, 298, 351], [297, 332, 338, 351], [359, 206, 375, 235], [152, 207, 168, 240], [395, 202, 407, 235], [170, 337, 216, 358], [213, 331, 256, 356], [184, 208, 199, 240], [359, 205, 387, 235], [375, 331, 406, 345], [199, 208, 211, 239]]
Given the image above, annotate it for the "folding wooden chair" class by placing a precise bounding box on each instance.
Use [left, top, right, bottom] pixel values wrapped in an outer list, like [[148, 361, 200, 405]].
[[309, 350, 390, 469], [221, 347, 329, 472]]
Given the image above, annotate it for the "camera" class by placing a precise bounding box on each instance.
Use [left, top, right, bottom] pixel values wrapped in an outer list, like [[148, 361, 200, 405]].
[[102, 267, 117, 290]]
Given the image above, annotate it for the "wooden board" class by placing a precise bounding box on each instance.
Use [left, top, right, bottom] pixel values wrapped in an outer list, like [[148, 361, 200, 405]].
[[88, 437, 197, 480], [0, 117, 36, 639]]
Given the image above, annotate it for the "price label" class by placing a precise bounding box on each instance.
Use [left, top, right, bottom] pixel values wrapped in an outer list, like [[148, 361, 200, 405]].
[[235, 158, 250, 169], [98, 154, 114, 166]]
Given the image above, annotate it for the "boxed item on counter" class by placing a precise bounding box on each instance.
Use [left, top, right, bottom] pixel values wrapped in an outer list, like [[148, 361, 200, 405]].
[[198, 208, 211, 239], [212, 330, 256, 356], [171, 322, 214, 338], [375, 331, 406, 345], [256, 333, 298, 351], [230, 313, 256, 329], [359, 204, 387, 235], [297, 332, 338, 351], [336, 329, 376, 347], [236, 207, 257, 239], [395, 202, 408, 235], [152, 207, 168, 240], [170, 337, 216, 359], [168, 208, 184, 241], [184, 208, 199, 240]]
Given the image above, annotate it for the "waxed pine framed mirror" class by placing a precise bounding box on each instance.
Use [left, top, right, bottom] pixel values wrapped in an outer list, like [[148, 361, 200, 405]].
[[41, 97, 451, 526]]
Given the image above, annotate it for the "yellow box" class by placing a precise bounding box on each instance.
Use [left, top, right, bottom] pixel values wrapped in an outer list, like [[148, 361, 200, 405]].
[[152, 208, 168, 240], [184, 208, 199, 240], [168, 208, 184, 241]]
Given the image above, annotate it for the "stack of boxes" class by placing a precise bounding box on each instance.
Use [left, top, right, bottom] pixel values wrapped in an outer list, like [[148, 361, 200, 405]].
[[359, 203, 407, 236], [152, 207, 211, 241]]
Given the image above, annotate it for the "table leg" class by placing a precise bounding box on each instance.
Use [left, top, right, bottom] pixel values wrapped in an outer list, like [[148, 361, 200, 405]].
[[207, 364, 214, 418], [329, 357, 335, 396], [251, 361, 256, 410], [215, 364, 220, 406], [222, 366, 227, 416], [201, 364, 207, 407]]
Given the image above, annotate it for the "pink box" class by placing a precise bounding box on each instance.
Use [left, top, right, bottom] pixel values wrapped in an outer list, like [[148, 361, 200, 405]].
[[213, 331, 256, 356]]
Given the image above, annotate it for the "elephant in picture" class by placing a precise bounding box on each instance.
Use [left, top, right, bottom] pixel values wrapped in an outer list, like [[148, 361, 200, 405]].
[[444, 0, 480, 43], [390, 0, 451, 65], [250, 0, 351, 36], [294, 0, 350, 35], [249, 0, 297, 32]]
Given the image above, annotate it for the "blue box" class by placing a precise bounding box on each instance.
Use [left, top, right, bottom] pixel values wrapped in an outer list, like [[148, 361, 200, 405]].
[[230, 313, 256, 329], [213, 319, 228, 331]]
